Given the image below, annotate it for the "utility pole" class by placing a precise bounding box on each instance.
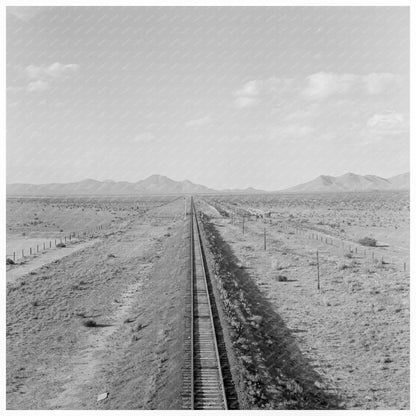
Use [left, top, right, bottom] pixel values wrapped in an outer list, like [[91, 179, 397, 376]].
[[242, 216, 245, 234], [316, 250, 320, 291]]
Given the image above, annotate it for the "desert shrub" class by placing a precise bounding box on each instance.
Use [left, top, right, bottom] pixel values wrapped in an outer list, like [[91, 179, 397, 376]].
[[338, 263, 349, 271], [344, 252, 353, 259], [374, 259, 387, 268], [358, 237, 377, 247], [82, 319, 97, 327], [277, 275, 288, 282], [56, 242, 66, 248], [6, 258, 15, 265]]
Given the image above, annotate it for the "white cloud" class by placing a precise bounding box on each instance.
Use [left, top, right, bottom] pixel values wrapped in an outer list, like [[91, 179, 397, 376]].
[[234, 77, 293, 109], [45, 63, 80, 78], [7, 7, 42, 21], [27, 79, 49, 92], [25, 65, 45, 80], [363, 73, 399, 95], [366, 112, 408, 135], [234, 96, 259, 109], [235, 80, 264, 97], [185, 115, 212, 128], [303, 72, 358, 100], [23, 63, 80, 92], [303, 72, 401, 100], [25, 63, 79, 80]]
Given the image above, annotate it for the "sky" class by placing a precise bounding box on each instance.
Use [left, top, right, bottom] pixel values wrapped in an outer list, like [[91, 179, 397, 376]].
[[6, 6, 410, 190]]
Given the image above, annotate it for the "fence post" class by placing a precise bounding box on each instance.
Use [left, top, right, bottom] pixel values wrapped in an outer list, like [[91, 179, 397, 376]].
[[37, 244, 39, 253], [264, 228, 266, 251], [22, 249, 24, 258], [404, 262, 406, 272], [30, 247, 32, 255], [44, 242, 45, 250], [13, 252, 15, 262]]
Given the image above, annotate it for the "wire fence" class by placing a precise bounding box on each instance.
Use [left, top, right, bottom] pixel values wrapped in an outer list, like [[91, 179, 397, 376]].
[[6, 224, 106, 264], [228, 214, 408, 273]]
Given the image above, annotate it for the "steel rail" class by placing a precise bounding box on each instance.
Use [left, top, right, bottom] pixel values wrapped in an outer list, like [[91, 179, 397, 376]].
[[190, 197, 228, 410], [189, 199, 195, 410]]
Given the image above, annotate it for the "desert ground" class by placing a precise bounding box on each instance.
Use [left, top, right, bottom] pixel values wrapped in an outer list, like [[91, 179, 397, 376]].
[[6, 191, 409, 410]]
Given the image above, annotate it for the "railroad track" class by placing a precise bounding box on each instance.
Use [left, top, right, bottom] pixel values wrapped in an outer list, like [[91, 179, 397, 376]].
[[182, 197, 234, 409]]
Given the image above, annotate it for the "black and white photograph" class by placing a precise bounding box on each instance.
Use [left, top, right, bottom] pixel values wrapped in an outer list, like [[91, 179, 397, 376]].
[[3, 1, 413, 411]]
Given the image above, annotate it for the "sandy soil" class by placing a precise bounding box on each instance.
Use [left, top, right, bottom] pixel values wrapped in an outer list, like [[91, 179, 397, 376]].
[[7, 192, 409, 410], [199, 194, 409, 410], [6, 197, 188, 410]]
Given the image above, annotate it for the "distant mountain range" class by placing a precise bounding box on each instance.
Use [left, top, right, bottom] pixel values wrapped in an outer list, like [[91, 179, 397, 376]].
[[6, 172, 409, 196], [281, 172, 409, 193], [6, 175, 217, 196]]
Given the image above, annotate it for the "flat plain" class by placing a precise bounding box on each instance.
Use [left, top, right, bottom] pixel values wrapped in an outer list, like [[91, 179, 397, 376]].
[[6, 191, 410, 409]]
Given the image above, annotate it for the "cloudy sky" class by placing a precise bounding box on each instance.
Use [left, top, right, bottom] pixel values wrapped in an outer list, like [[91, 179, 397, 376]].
[[6, 6, 409, 190]]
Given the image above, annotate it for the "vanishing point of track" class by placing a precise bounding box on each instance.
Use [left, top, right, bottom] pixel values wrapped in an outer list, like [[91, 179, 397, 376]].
[[182, 197, 234, 409]]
